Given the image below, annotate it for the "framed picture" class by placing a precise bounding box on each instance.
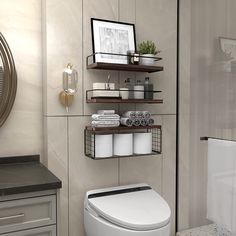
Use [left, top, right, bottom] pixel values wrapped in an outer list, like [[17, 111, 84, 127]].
[[91, 18, 136, 64], [219, 37, 236, 59]]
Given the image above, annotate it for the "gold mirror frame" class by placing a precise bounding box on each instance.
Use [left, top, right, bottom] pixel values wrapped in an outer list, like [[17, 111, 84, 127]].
[[0, 33, 17, 127]]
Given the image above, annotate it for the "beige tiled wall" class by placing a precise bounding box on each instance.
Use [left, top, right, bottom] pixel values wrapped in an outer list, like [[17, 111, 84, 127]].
[[135, 0, 177, 115], [178, 0, 191, 231], [0, 0, 43, 159], [82, 0, 119, 116], [68, 116, 119, 236], [43, 0, 83, 116], [45, 117, 69, 236], [162, 115, 177, 236], [43, 1, 177, 236]]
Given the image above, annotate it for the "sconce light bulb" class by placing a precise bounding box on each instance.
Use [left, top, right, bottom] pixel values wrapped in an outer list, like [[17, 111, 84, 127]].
[[67, 63, 73, 69], [62, 64, 78, 95]]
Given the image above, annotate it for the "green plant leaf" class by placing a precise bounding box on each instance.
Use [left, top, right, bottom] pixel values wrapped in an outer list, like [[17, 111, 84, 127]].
[[138, 40, 160, 55]]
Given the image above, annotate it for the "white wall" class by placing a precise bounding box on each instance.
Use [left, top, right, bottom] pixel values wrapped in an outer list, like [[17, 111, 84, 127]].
[[0, 0, 43, 159], [179, 0, 236, 230], [178, 0, 191, 230], [43, 1, 178, 236]]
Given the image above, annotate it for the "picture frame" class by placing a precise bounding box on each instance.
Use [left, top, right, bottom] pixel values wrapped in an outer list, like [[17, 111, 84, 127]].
[[91, 18, 136, 64], [219, 37, 236, 59]]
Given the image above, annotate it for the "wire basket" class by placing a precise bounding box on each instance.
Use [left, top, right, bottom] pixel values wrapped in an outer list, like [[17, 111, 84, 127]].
[[84, 125, 162, 160]]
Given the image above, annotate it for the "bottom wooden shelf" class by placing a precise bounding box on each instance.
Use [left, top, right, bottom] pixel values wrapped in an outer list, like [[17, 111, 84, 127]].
[[85, 125, 161, 132], [86, 151, 161, 160], [84, 125, 162, 159]]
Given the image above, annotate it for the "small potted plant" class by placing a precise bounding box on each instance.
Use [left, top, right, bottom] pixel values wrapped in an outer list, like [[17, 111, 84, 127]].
[[138, 40, 161, 65]]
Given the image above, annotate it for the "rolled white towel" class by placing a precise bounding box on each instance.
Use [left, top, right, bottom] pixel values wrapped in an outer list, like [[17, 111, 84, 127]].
[[140, 119, 146, 126], [97, 110, 115, 115], [133, 119, 141, 126], [143, 111, 151, 119], [136, 111, 144, 119], [92, 114, 120, 121], [147, 118, 154, 126], [122, 111, 136, 120], [120, 117, 133, 127]]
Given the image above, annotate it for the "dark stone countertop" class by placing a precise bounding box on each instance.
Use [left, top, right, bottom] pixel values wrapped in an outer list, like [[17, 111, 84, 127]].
[[0, 155, 62, 196]]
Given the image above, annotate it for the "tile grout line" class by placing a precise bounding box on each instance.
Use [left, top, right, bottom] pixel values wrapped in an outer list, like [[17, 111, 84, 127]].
[[44, 113, 177, 118], [67, 116, 70, 236], [134, 0, 137, 112], [82, 0, 85, 116], [117, 0, 121, 122], [161, 119, 164, 196], [118, 0, 120, 186]]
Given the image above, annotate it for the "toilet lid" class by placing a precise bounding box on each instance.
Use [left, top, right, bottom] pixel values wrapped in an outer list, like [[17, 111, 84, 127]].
[[87, 184, 171, 231]]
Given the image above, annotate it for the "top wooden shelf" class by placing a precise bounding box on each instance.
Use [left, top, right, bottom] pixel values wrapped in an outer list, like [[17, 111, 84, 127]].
[[86, 53, 164, 73], [87, 62, 164, 73]]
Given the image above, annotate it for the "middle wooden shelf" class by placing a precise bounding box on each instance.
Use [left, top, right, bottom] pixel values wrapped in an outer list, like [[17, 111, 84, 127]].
[[86, 89, 163, 104], [86, 98, 163, 104]]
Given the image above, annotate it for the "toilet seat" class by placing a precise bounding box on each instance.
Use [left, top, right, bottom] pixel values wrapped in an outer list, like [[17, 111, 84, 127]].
[[86, 184, 171, 231]]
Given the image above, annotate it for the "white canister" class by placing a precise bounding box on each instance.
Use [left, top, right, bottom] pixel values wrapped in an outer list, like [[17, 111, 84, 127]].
[[92, 83, 119, 97], [133, 132, 152, 154], [113, 133, 133, 156], [140, 54, 155, 65], [95, 134, 113, 158], [134, 85, 144, 99], [119, 88, 129, 99]]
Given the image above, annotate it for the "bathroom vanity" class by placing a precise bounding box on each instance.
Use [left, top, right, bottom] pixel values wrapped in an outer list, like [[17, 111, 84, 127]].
[[0, 155, 61, 236]]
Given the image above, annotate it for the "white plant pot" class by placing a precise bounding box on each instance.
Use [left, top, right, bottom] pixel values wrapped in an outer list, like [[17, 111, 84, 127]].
[[140, 54, 155, 65]]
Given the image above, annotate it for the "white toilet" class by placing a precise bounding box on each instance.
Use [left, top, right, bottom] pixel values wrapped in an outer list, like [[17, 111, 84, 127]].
[[84, 183, 171, 236]]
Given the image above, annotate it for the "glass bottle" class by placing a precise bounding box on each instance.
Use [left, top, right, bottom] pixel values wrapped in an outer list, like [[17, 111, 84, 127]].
[[125, 78, 133, 99], [144, 77, 153, 99]]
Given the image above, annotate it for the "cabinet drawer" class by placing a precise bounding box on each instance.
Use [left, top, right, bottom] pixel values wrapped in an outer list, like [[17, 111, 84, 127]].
[[0, 195, 56, 234], [1, 225, 56, 236]]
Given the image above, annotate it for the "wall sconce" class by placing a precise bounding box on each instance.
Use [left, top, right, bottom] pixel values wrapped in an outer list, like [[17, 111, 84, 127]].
[[59, 63, 78, 110]]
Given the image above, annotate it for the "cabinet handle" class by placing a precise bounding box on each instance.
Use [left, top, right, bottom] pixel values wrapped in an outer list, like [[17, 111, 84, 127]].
[[0, 213, 25, 223]]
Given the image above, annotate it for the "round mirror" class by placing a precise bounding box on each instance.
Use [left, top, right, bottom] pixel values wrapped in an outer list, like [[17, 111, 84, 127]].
[[0, 32, 17, 127]]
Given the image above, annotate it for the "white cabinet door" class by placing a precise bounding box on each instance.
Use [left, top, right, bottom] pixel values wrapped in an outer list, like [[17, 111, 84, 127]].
[[1, 225, 56, 236], [0, 195, 56, 234]]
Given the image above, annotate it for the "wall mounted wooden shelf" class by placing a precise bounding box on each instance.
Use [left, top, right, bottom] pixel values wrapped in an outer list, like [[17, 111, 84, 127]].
[[84, 125, 162, 160], [85, 125, 161, 133], [86, 98, 163, 104], [86, 53, 164, 73], [86, 89, 163, 104], [87, 62, 164, 73], [84, 52, 163, 160], [85, 152, 160, 160]]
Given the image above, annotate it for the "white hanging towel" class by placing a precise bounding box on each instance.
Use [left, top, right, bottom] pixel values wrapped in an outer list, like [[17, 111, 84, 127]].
[[207, 138, 236, 234]]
